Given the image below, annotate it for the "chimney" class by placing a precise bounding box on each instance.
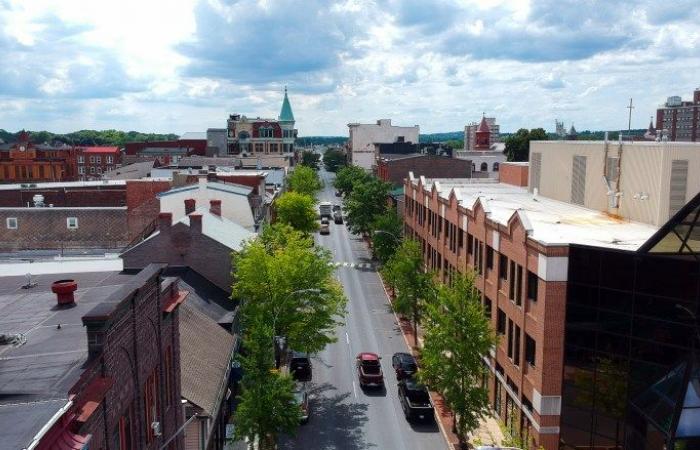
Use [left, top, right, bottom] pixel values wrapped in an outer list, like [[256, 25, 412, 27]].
[[210, 199, 222, 216], [189, 213, 202, 234], [158, 212, 172, 232], [51, 280, 77, 306], [184, 198, 196, 215]]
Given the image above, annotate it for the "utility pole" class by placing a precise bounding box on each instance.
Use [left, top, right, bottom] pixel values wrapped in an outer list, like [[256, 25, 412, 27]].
[[627, 98, 634, 135]]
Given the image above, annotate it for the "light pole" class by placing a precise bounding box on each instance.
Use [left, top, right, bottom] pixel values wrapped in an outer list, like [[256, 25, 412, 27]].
[[373, 229, 401, 242], [273, 288, 321, 368]]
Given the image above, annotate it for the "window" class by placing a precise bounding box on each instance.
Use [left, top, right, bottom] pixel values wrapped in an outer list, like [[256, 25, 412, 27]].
[[507, 319, 514, 358], [480, 162, 488, 171], [493, 162, 499, 172], [90, 166, 96, 174], [89, 156, 96, 163], [516, 265, 523, 306], [269, 143, 279, 153], [486, 246, 494, 270], [513, 325, 521, 366], [67, 217, 78, 229], [6, 217, 17, 229], [509, 261, 516, 300], [259, 127, 274, 138], [112, 409, 132, 450], [164, 347, 173, 407], [96, 156, 101, 163], [497, 309, 506, 335], [144, 369, 159, 443], [458, 229, 464, 248], [254, 143, 264, 153], [499, 255, 508, 281], [484, 296, 492, 319], [97, 167, 102, 174], [525, 334, 536, 367], [107, 155, 113, 163], [78, 155, 84, 163], [78, 166, 85, 175], [527, 271, 538, 302], [467, 233, 473, 255]]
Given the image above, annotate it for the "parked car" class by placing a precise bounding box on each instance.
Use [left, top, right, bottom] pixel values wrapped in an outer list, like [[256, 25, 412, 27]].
[[397, 378, 434, 422], [332, 204, 341, 212], [290, 351, 312, 381], [391, 352, 418, 380], [293, 383, 310, 423], [356, 352, 384, 388], [333, 211, 343, 224], [320, 218, 330, 235], [335, 190, 341, 197]]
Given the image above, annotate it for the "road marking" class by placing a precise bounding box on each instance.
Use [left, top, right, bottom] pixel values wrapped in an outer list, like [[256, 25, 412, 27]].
[[345, 332, 350, 344], [352, 381, 358, 399]]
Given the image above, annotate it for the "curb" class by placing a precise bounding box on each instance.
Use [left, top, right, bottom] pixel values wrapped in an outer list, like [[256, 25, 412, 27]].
[[376, 271, 456, 450]]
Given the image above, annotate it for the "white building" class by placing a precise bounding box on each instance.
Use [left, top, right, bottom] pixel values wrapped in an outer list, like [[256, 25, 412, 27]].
[[455, 116, 506, 178], [347, 119, 419, 170], [464, 117, 500, 151]]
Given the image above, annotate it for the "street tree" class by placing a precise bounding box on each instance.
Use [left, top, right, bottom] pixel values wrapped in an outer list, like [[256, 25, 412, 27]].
[[382, 239, 435, 346], [287, 165, 323, 198], [333, 165, 370, 196], [274, 191, 318, 234], [504, 128, 548, 162], [234, 316, 300, 449], [233, 231, 347, 354], [419, 273, 497, 448], [258, 222, 313, 253], [300, 150, 321, 170], [371, 208, 403, 263], [344, 177, 391, 236], [323, 148, 346, 172]]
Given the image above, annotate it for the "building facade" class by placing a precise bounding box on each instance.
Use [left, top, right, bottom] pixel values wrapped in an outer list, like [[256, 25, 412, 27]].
[[226, 88, 297, 158], [456, 117, 506, 178], [78, 146, 121, 179], [376, 154, 472, 187], [0, 131, 80, 183], [347, 119, 419, 170], [655, 88, 700, 142]]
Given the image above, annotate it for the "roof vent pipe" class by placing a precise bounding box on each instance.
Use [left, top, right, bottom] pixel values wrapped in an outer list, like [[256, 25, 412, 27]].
[[51, 280, 77, 306]]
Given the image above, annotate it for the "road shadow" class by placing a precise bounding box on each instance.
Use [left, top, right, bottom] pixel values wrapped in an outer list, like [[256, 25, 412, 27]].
[[360, 385, 387, 397], [312, 353, 334, 370], [279, 382, 375, 450], [409, 419, 440, 433]]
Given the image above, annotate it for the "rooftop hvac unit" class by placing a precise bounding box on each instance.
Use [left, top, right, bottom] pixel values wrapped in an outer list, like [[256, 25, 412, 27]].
[[32, 195, 45, 207]]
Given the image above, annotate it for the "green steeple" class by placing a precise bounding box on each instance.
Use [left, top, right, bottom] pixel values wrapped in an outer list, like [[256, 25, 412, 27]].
[[278, 86, 295, 122]]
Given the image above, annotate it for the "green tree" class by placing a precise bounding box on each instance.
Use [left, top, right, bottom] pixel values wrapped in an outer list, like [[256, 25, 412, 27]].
[[234, 316, 300, 449], [258, 222, 313, 252], [344, 177, 391, 236], [233, 232, 347, 354], [504, 128, 548, 162], [371, 208, 403, 264], [300, 150, 321, 170], [382, 239, 435, 346], [287, 165, 323, 198], [333, 165, 370, 196], [274, 192, 318, 234], [444, 139, 464, 150], [323, 148, 347, 172], [420, 273, 497, 448]]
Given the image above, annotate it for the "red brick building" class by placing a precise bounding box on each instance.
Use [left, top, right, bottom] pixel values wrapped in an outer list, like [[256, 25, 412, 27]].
[[656, 88, 700, 141], [375, 154, 472, 187], [0, 131, 79, 183], [0, 264, 186, 450], [498, 162, 529, 187], [403, 173, 657, 449], [125, 139, 207, 157], [77, 146, 121, 179]]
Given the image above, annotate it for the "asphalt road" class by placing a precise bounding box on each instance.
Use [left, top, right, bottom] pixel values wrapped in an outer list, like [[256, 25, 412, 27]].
[[279, 168, 448, 450]]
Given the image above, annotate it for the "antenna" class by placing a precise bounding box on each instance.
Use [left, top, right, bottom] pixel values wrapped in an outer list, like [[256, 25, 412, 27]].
[[626, 98, 634, 135]]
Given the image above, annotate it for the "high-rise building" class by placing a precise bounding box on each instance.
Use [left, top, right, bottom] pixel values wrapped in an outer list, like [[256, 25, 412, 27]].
[[226, 88, 298, 157], [655, 88, 700, 141]]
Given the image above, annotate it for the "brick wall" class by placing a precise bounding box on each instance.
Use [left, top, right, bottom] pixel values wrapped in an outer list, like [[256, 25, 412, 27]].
[[0, 186, 126, 207], [379, 155, 472, 186], [500, 163, 529, 187], [0, 208, 130, 250]]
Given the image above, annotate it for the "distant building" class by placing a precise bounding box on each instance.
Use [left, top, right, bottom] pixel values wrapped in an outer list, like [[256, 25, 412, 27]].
[[655, 88, 700, 141], [464, 116, 500, 151], [226, 88, 298, 160], [347, 119, 419, 170], [0, 264, 186, 450], [376, 154, 472, 187], [555, 119, 566, 138], [0, 131, 80, 183], [455, 116, 506, 178], [125, 139, 207, 160], [77, 146, 121, 179], [206, 128, 228, 156]]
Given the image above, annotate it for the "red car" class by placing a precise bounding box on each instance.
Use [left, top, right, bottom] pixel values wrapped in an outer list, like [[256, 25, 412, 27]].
[[356, 352, 384, 388]]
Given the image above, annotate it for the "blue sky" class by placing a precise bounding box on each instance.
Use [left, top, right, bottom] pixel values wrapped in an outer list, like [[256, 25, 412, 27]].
[[0, 0, 699, 136]]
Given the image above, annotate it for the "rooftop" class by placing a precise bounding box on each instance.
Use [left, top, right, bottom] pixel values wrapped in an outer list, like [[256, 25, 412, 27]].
[[157, 179, 253, 198], [178, 207, 255, 251], [411, 175, 658, 250], [81, 146, 120, 154], [179, 132, 207, 140]]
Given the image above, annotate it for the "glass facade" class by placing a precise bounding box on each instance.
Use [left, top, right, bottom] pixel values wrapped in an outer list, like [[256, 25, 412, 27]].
[[562, 245, 700, 450]]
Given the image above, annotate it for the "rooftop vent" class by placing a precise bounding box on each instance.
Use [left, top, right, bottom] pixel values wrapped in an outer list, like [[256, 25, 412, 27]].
[[32, 194, 45, 207], [51, 279, 77, 306]]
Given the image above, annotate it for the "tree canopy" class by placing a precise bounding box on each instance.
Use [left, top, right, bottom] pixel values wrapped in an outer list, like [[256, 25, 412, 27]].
[[371, 208, 403, 264], [323, 148, 347, 172], [343, 177, 391, 236], [333, 165, 370, 196], [287, 165, 323, 198], [274, 192, 319, 234], [504, 128, 548, 162], [300, 150, 321, 170], [419, 273, 496, 446], [0, 129, 178, 147]]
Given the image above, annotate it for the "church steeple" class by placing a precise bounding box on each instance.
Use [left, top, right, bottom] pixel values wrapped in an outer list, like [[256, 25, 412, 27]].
[[278, 86, 295, 123]]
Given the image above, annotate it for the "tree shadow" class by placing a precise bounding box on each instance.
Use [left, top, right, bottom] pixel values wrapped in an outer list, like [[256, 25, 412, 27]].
[[279, 382, 375, 450], [409, 419, 440, 433], [360, 385, 387, 397]]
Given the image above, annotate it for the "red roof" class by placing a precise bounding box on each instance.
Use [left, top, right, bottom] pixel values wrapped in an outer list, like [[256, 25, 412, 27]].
[[358, 352, 380, 361], [477, 116, 490, 133], [81, 146, 120, 154]]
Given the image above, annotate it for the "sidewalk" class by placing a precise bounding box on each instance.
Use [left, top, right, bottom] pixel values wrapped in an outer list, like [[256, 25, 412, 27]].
[[379, 275, 505, 450]]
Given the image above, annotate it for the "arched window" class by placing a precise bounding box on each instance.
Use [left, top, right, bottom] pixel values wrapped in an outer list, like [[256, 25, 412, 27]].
[[238, 131, 250, 140], [472, 163, 476, 172], [480, 162, 488, 172], [493, 162, 499, 172]]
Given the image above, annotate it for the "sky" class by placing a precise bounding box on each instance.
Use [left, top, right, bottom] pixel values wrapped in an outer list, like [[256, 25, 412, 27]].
[[0, 0, 699, 136]]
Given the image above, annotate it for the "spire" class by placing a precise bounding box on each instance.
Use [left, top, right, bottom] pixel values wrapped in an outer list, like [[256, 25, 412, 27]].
[[647, 117, 656, 134], [278, 86, 295, 122], [477, 114, 490, 132]]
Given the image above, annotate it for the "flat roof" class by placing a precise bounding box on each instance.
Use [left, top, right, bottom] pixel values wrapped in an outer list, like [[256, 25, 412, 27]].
[[413, 177, 657, 250], [0, 178, 170, 191]]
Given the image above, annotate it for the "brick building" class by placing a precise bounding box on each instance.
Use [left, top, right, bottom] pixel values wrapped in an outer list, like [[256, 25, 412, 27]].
[[0, 179, 171, 252], [376, 154, 472, 187], [403, 172, 658, 449], [0, 131, 80, 183], [464, 116, 500, 151], [498, 162, 529, 187], [655, 88, 700, 141], [78, 146, 121, 179], [125, 139, 207, 158], [0, 264, 186, 449]]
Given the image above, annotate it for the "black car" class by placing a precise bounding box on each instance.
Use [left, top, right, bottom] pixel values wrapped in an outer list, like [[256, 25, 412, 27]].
[[290, 351, 312, 381], [333, 211, 343, 224], [398, 379, 434, 422], [392, 352, 418, 380]]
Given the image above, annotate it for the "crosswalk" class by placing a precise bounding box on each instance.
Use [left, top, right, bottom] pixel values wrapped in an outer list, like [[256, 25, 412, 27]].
[[328, 261, 376, 270]]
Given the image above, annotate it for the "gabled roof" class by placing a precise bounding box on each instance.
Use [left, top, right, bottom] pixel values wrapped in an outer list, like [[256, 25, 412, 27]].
[[477, 116, 490, 133], [178, 207, 255, 251], [179, 303, 237, 416], [278, 87, 295, 122]]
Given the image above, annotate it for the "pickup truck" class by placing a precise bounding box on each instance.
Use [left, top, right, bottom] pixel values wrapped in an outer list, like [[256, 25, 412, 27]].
[[397, 379, 434, 422], [356, 352, 384, 388]]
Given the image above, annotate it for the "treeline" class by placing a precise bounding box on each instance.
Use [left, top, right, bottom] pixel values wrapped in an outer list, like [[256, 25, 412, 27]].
[[296, 136, 347, 147], [0, 129, 179, 147]]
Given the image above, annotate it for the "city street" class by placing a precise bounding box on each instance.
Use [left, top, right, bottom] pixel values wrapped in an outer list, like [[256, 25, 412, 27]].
[[280, 168, 448, 450]]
